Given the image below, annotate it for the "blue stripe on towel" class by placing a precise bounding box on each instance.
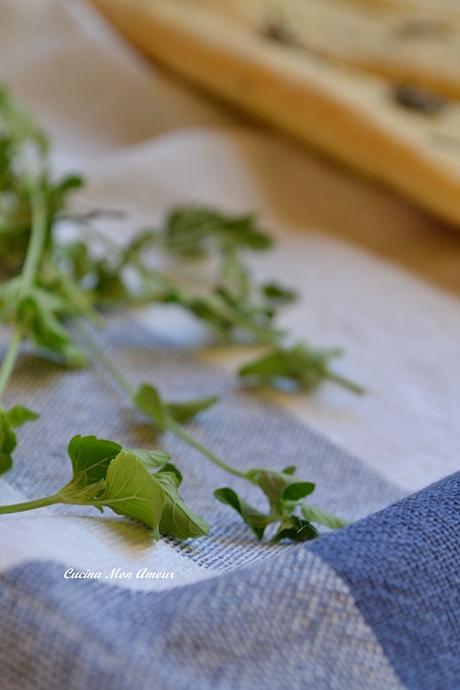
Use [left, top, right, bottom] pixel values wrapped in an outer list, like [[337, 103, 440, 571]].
[[0, 549, 402, 690], [311, 471, 460, 690]]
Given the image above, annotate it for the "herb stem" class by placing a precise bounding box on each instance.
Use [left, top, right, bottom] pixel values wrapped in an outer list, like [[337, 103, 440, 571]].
[[21, 183, 47, 294], [75, 320, 135, 399], [0, 493, 60, 515], [167, 417, 250, 480], [52, 263, 102, 326], [0, 185, 47, 401], [0, 326, 22, 400], [325, 371, 365, 395], [76, 320, 250, 481]]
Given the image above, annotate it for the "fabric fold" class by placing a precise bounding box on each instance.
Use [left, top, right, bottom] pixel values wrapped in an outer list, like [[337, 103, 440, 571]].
[[4, 469, 460, 689], [312, 469, 460, 689]]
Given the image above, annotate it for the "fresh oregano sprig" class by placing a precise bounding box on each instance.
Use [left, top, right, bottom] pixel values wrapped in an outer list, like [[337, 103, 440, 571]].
[[0, 431, 345, 541], [0, 434, 209, 539], [239, 343, 365, 395], [74, 324, 346, 542], [0, 84, 361, 380], [0, 88, 349, 541]]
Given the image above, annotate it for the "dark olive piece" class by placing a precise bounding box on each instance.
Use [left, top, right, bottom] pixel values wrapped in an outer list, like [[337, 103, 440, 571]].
[[261, 21, 296, 46], [394, 18, 453, 40], [392, 84, 447, 115]]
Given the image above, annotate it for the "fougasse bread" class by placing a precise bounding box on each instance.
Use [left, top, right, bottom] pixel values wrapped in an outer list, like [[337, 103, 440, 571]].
[[242, 0, 460, 101], [92, 0, 460, 227]]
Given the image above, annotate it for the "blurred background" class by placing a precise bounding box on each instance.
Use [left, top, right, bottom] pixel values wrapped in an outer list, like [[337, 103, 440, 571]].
[[2, 0, 460, 296]]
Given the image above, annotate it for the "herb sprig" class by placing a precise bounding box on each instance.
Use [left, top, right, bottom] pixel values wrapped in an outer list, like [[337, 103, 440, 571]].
[[239, 343, 364, 395], [0, 435, 209, 539], [0, 89, 354, 541]]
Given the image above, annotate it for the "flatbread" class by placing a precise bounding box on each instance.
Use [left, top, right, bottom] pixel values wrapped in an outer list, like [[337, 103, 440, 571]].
[[92, 0, 460, 226], [242, 0, 460, 100]]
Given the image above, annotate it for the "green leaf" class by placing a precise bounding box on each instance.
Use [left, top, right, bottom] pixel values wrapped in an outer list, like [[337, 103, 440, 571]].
[[0, 87, 48, 156], [10, 288, 88, 367], [282, 465, 297, 475], [214, 487, 272, 540], [134, 384, 218, 429], [157, 462, 183, 486], [283, 482, 316, 502], [63, 241, 93, 279], [0, 405, 39, 475], [121, 229, 157, 264], [101, 450, 166, 535], [166, 395, 218, 424], [301, 504, 348, 530], [161, 206, 273, 257], [0, 412, 17, 475], [220, 251, 251, 301], [163, 286, 281, 344], [133, 383, 167, 432], [239, 343, 363, 395], [162, 289, 233, 335], [247, 468, 315, 504], [155, 468, 209, 539], [262, 282, 297, 305], [271, 516, 318, 543], [48, 174, 83, 215], [5, 406, 39, 428], [239, 344, 328, 388], [127, 448, 171, 469], [66, 435, 121, 489]]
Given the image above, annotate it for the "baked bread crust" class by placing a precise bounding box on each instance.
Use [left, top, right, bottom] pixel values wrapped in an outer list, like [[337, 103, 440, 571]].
[[92, 0, 460, 226]]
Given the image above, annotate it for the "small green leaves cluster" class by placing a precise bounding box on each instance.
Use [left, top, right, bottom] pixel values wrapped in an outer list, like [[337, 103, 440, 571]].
[[0, 281, 87, 367], [0, 85, 360, 385], [239, 343, 365, 395], [0, 84, 83, 276], [0, 429, 346, 542], [61, 205, 297, 344], [160, 207, 273, 256], [155, 207, 296, 344], [215, 465, 346, 543], [133, 383, 218, 431]]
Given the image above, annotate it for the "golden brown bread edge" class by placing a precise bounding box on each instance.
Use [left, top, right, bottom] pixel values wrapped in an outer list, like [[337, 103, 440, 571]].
[[91, 0, 460, 227]]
